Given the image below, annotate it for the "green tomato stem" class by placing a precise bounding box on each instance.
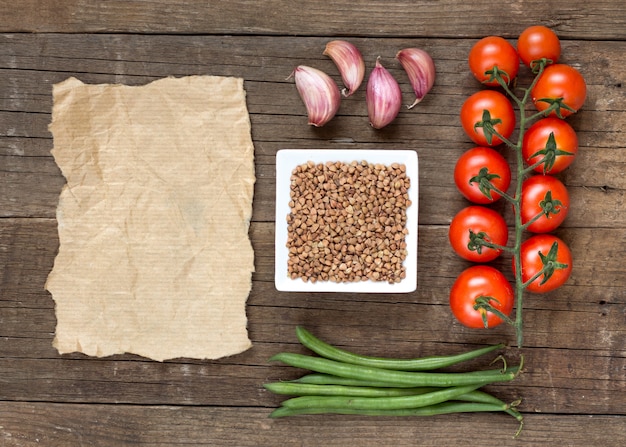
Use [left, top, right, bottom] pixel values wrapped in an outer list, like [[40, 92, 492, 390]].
[[522, 269, 547, 289], [471, 237, 515, 254], [512, 100, 527, 349], [488, 60, 555, 348], [522, 159, 546, 175], [520, 209, 546, 231], [473, 297, 516, 327], [483, 181, 517, 204]]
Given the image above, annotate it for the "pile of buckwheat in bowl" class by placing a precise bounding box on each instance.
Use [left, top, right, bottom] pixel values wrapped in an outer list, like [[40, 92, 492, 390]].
[[286, 160, 412, 284]]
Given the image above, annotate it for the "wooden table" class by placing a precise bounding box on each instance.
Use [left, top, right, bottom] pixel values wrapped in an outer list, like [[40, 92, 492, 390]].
[[1, 1, 625, 445]]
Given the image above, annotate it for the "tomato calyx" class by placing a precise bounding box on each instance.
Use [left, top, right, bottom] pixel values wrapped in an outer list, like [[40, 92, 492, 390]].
[[469, 167, 503, 200], [472, 295, 515, 328], [467, 229, 509, 254], [522, 189, 565, 230], [483, 65, 515, 87], [474, 109, 503, 146], [467, 230, 489, 254], [529, 57, 552, 74], [534, 96, 577, 119], [523, 241, 569, 288], [526, 132, 575, 174], [538, 190, 563, 218]]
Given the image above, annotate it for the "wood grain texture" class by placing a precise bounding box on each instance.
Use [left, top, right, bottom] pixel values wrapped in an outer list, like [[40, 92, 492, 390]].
[[1, 403, 624, 447], [1, 3, 625, 446], [1, 0, 626, 40]]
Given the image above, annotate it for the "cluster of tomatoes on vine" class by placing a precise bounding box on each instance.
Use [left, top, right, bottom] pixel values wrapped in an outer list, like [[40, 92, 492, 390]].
[[447, 26, 586, 331]]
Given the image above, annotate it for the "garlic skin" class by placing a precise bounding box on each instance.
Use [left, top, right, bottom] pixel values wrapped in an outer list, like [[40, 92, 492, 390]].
[[396, 48, 436, 109], [291, 65, 341, 127], [323, 40, 365, 97], [366, 58, 402, 129]]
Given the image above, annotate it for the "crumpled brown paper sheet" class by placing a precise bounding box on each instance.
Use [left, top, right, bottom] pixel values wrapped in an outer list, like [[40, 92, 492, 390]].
[[46, 76, 255, 361]]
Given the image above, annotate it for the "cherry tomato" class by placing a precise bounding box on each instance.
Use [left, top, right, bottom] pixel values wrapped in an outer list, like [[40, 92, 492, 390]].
[[515, 234, 572, 293], [531, 64, 586, 117], [469, 36, 520, 86], [450, 265, 514, 329], [449, 206, 508, 262], [522, 117, 578, 174], [517, 25, 561, 68], [520, 175, 570, 233], [460, 90, 516, 146], [454, 146, 511, 203]]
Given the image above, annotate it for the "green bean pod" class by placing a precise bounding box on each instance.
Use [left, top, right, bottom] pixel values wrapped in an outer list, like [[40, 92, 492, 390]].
[[292, 373, 419, 388], [269, 352, 520, 388], [270, 401, 511, 418], [265, 381, 437, 398], [296, 326, 505, 371], [280, 384, 482, 411], [292, 373, 522, 394], [268, 380, 512, 405]]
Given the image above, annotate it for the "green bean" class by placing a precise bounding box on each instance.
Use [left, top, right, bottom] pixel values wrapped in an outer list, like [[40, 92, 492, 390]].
[[280, 384, 482, 411], [265, 381, 521, 416], [293, 373, 419, 388], [292, 374, 521, 408], [292, 372, 517, 390], [265, 381, 437, 397], [296, 326, 505, 371], [269, 352, 520, 388], [270, 401, 511, 418]]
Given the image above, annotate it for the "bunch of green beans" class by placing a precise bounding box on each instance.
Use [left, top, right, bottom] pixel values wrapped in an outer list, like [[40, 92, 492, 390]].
[[265, 327, 524, 435]]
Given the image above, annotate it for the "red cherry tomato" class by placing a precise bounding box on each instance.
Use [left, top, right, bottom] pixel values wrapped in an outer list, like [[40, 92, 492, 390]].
[[469, 36, 520, 86], [520, 175, 570, 233], [460, 90, 516, 146], [522, 117, 578, 174], [450, 265, 514, 329], [449, 206, 508, 262], [454, 146, 512, 203], [531, 64, 586, 117], [515, 234, 572, 293], [517, 25, 561, 68]]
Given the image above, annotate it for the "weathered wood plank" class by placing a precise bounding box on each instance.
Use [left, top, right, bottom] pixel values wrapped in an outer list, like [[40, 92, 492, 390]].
[[2, 0, 626, 41], [0, 341, 623, 414], [1, 402, 624, 447]]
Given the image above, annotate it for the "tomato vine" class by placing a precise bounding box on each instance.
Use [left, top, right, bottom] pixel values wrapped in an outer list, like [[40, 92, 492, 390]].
[[452, 27, 585, 348]]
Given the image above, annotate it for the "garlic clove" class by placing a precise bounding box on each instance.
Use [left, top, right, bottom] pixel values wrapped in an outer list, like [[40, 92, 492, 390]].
[[366, 57, 402, 129], [323, 40, 366, 97], [290, 65, 341, 127], [396, 48, 436, 109]]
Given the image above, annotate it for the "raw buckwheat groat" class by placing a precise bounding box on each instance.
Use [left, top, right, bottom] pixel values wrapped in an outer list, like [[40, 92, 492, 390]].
[[286, 160, 411, 284]]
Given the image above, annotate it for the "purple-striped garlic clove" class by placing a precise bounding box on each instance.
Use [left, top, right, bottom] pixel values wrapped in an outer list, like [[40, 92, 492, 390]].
[[323, 40, 366, 97], [290, 65, 341, 127], [396, 48, 436, 109], [366, 57, 402, 129]]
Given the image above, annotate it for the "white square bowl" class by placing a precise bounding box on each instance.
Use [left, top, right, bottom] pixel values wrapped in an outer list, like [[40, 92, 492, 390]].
[[275, 149, 418, 293]]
